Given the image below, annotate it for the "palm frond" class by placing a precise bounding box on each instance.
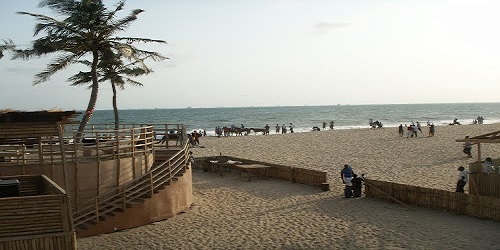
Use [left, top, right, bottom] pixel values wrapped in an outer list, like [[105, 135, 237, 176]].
[[124, 77, 143, 87], [111, 37, 167, 44], [34, 53, 82, 84], [68, 71, 93, 86]]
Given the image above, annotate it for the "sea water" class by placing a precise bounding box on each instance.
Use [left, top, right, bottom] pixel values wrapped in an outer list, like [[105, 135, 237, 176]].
[[84, 103, 500, 136]]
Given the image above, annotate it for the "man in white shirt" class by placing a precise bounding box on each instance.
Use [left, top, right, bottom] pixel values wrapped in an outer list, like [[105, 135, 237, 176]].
[[456, 166, 468, 193], [482, 157, 495, 174]]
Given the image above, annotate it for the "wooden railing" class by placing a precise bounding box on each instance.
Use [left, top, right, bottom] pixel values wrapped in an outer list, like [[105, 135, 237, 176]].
[[72, 140, 191, 229], [0, 124, 186, 165]]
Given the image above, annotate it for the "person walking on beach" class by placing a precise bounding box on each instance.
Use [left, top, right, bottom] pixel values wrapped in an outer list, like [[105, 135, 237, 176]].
[[289, 123, 294, 133], [428, 124, 435, 137], [406, 124, 413, 138], [275, 124, 280, 134], [463, 136, 473, 158], [281, 124, 287, 134], [416, 121, 422, 133], [456, 166, 468, 193], [329, 121, 334, 130], [398, 124, 404, 137], [323, 121, 327, 130], [264, 124, 270, 135]]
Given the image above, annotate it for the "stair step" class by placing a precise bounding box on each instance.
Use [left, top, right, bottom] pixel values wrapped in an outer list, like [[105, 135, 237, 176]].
[[126, 198, 146, 208]]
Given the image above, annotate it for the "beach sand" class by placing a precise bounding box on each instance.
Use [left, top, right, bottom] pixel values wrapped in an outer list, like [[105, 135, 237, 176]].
[[77, 124, 500, 249]]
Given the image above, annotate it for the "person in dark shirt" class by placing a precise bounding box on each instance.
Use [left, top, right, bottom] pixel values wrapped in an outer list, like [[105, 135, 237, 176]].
[[341, 165, 354, 198], [351, 174, 364, 197]]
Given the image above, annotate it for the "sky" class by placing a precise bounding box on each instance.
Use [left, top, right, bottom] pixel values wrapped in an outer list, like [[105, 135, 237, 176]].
[[1, 0, 500, 110]]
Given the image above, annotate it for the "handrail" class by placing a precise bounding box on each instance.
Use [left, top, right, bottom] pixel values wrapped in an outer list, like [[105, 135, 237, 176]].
[[72, 140, 190, 228], [0, 124, 186, 165]]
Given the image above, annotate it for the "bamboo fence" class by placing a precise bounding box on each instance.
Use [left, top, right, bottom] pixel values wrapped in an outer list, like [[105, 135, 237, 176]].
[[364, 178, 500, 222]]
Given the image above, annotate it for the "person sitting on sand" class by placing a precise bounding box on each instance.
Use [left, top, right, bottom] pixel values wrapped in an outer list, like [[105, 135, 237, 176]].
[[456, 166, 468, 193], [450, 118, 461, 125]]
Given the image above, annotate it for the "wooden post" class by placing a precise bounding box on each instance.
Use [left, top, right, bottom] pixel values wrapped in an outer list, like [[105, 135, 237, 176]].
[[95, 198, 99, 223], [169, 160, 172, 181], [57, 123, 74, 231], [38, 136, 43, 164], [150, 172, 154, 197], [469, 176, 479, 195], [122, 187, 126, 210], [477, 143, 481, 162]]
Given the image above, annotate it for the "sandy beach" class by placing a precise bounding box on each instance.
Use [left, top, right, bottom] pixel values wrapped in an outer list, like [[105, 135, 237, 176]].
[[78, 124, 500, 249]]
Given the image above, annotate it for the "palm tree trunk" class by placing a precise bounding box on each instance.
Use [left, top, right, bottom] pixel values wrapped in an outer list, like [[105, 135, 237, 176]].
[[76, 50, 100, 141], [112, 82, 119, 130]]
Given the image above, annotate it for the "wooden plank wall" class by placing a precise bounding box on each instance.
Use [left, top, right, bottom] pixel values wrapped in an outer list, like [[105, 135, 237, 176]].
[[0, 196, 65, 237], [0, 233, 76, 250], [365, 179, 500, 222], [195, 156, 327, 187], [468, 173, 500, 198]]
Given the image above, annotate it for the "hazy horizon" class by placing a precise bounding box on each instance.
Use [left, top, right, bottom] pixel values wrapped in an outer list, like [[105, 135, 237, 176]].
[[1, 0, 499, 110]]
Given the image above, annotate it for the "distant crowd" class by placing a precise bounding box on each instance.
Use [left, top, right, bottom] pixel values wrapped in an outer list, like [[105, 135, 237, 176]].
[[398, 121, 434, 138]]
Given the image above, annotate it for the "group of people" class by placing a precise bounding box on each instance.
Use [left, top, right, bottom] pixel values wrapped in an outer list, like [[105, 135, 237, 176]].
[[187, 130, 202, 146], [275, 123, 295, 134], [456, 157, 497, 193], [321, 121, 335, 130], [472, 116, 485, 124], [369, 119, 383, 129], [399, 121, 435, 138]]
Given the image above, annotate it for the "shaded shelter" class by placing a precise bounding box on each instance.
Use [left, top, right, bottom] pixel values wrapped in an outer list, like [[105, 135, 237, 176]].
[[456, 130, 500, 162]]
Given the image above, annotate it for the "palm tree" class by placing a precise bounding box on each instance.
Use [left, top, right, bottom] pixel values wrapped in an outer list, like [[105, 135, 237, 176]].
[[14, 0, 166, 140], [70, 47, 164, 130], [0, 39, 15, 59]]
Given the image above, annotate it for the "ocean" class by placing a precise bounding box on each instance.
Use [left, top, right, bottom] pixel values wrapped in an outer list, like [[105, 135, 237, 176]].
[[85, 103, 500, 136]]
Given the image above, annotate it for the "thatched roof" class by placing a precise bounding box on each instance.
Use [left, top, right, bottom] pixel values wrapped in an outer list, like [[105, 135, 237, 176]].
[[0, 110, 80, 124], [456, 130, 500, 144], [0, 111, 81, 142]]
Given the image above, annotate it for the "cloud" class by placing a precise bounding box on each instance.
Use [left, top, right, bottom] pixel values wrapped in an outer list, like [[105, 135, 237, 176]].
[[312, 21, 351, 33]]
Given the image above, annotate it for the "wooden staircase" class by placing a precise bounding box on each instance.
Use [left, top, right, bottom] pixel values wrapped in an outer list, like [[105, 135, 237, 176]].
[[72, 143, 190, 231]]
